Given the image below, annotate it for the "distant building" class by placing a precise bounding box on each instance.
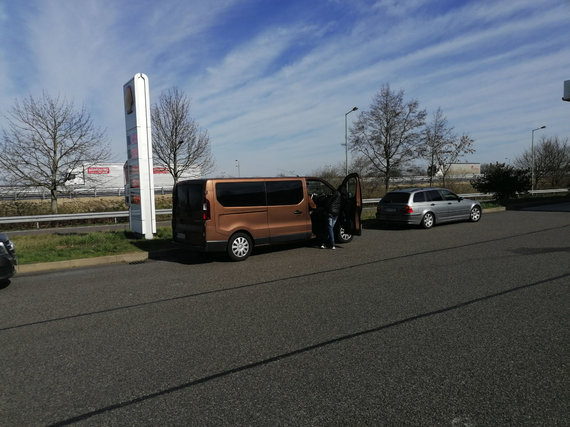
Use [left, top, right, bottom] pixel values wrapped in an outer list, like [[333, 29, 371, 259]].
[[436, 163, 481, 177]]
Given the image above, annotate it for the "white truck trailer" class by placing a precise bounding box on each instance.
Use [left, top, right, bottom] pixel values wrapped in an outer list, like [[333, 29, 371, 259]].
[[65, 163, 200, 190]]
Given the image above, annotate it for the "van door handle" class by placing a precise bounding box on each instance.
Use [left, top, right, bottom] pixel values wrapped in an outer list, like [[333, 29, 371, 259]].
[[293, 210, 303, 215]]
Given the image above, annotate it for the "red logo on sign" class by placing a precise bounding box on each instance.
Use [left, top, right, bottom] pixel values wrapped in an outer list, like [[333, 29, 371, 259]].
[[87, 167, 110, 174]]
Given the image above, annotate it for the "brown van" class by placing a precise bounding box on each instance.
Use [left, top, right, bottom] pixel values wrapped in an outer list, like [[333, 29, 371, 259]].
[[172, 174, 362, 261]]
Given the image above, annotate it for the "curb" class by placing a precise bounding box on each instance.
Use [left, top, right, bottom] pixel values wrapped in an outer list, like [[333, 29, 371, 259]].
[[483, 207, 506, 213], [17, 251, 149, 275]]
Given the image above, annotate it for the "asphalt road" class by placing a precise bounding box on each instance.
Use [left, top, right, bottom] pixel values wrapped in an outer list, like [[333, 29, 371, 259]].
[[1, 209, 569, 426]]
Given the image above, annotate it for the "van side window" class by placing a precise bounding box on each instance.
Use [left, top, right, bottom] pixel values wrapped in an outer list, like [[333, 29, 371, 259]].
[[267, 180, 303, 205], [216, 182, 266, 207]]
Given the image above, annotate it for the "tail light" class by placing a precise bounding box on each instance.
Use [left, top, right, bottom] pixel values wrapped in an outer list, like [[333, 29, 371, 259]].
[[202, 199, 210, 220], [402, 205, 413, 214]]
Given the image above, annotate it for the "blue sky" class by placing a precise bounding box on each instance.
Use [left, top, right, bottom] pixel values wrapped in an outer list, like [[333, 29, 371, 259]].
[[1, 0, 569, 177]]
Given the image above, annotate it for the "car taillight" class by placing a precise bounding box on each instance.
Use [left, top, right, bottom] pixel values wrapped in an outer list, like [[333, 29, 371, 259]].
[[403, 205, 413, 214], [202, 200, 210, 220]]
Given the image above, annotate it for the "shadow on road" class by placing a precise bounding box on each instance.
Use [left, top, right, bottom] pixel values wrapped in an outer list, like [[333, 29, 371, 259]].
[[145, 240, 332, 265], [516, 203, 570, 212], [363, 219, 410, 230]]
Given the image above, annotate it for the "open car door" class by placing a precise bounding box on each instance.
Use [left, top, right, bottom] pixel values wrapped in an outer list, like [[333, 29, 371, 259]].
[[338, 173, 362, 236]]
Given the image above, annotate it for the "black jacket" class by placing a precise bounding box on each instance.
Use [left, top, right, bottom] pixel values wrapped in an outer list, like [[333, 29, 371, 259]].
[[327, 190, 342, 216]]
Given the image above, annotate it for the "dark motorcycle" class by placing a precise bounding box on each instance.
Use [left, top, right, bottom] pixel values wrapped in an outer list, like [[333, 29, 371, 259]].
[[0, 233, 17, 281]]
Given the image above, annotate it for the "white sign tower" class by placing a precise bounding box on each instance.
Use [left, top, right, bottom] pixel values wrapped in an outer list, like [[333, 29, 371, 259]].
[[123, 73, 156, 239]]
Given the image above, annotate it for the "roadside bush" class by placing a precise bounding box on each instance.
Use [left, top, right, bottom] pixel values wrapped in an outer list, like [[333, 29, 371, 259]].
[[471, 162, 530, 204]]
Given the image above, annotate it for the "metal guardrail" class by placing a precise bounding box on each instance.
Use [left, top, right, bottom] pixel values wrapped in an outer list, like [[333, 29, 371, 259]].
[[0, 190, 567, 228], [0, 186, 174, 201], [0, 209, 172, 228], [0, 199, 382, 226]]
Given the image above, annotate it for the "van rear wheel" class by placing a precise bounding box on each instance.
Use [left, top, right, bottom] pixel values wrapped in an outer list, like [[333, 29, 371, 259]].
[[227, 232, 252, 261]]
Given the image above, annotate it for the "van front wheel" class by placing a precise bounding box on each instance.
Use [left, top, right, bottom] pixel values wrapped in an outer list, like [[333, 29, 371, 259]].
[[228, 232, 252, 261], [336, 226, 353, 243]]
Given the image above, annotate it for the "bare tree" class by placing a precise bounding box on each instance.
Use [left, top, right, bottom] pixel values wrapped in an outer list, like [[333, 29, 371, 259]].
[[0, 92, 109, 213], [349, 84, 426, 190], [151, 87, 214, 182], [515, 136, 570, 188], [438, 135, 475, 186], [422, 108, 454, 185], [421, 108, 475, 187], [310, 162, 344, 187]]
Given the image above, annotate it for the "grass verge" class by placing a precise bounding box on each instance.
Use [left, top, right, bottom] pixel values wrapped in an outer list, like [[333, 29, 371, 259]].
[[12, 227, 174, 264]]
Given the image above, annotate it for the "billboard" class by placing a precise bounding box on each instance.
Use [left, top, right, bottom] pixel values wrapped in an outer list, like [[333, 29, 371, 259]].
[[123, 74, 156, 239]]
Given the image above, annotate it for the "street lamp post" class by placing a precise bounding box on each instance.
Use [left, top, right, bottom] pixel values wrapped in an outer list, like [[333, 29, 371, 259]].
[[235, 160, 240, 177], [344, 107, 358, 175], [531, 125, 546, 193]]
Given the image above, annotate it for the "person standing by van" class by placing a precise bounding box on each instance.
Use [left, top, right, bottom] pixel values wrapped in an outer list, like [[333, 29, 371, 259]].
[[321, 189, 341, 250]]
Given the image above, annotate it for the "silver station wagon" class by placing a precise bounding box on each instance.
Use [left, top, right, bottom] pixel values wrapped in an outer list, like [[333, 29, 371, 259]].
[[376, 187, 482, 229]]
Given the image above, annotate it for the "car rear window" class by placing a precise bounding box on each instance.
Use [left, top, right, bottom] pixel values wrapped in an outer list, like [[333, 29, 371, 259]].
[[381, 192, 410, 204], [413, 192, 426, 202]]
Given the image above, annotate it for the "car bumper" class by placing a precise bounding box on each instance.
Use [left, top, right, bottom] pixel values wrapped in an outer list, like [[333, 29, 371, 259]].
[[376, 213, 422, 225], [0, 256, 16, 280]]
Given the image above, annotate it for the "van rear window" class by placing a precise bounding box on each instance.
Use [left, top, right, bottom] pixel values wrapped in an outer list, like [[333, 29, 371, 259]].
[[175, 183, 204, 219], [216, 182, 266, 207]]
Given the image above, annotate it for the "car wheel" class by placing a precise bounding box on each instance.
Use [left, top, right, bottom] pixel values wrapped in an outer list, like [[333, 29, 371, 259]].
[[470, 206, 482, 222], [421, 212, 435, 229], [227, 232, 252, 261], [336, 226, 353, 244]]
